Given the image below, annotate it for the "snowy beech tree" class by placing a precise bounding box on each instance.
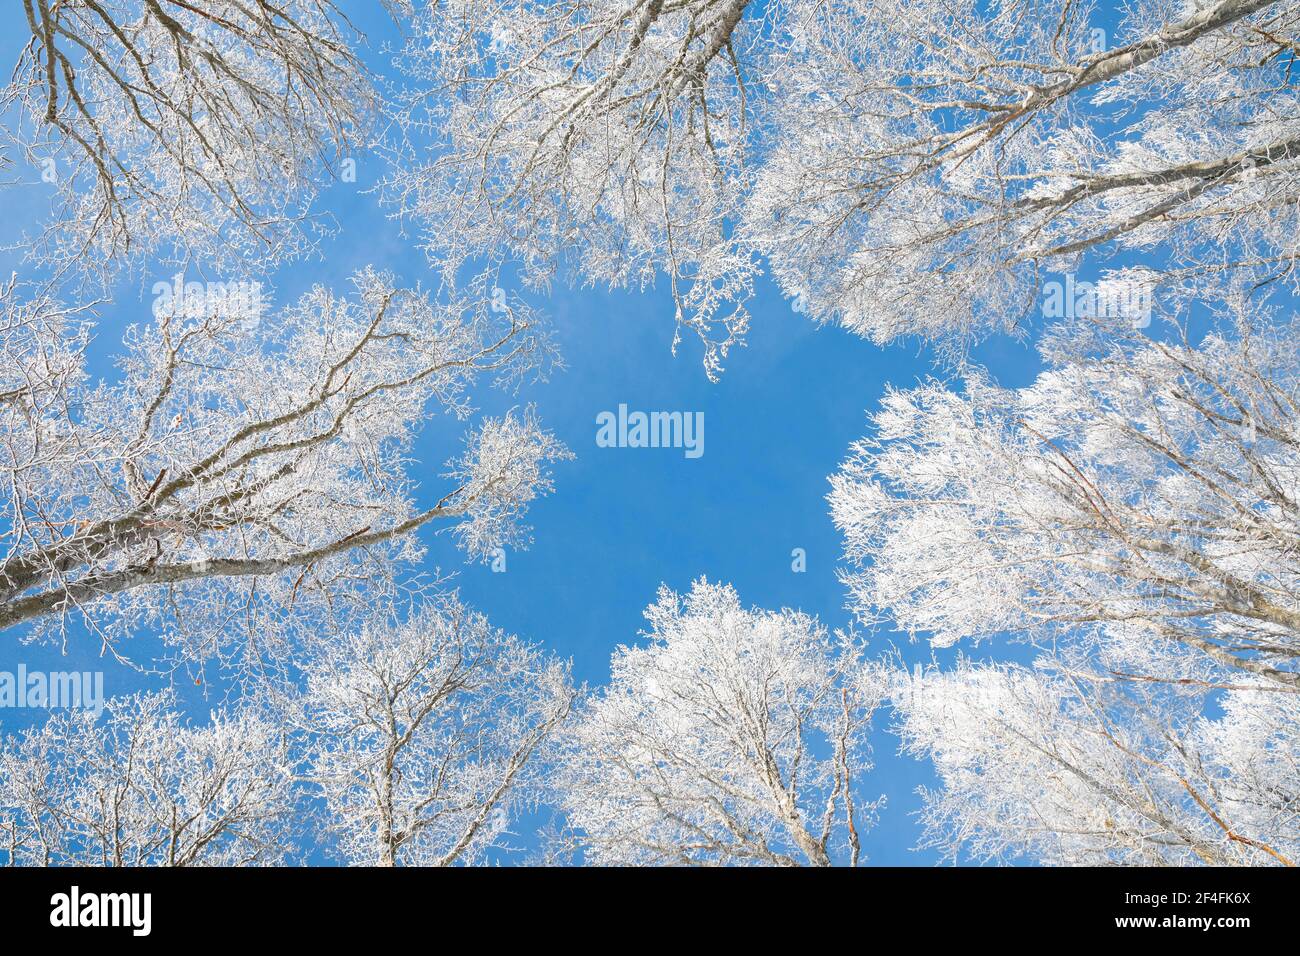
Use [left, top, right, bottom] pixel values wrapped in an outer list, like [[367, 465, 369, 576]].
[[0, 270, 567, 664], [890, 659, 1298, 866], [749, 0, 1300, 347], [5, 0, 374, 282], [299, 595, 574, 867], [394, 0, 1298, 359], [383, 0, 762, 379], [555, 578, 884, 866], [0, 691, 297, 866], [829, 309, 1300, 691]]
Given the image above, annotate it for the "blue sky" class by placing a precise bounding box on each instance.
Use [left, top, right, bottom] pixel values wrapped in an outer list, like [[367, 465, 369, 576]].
[[0, 2, 1078, 865]]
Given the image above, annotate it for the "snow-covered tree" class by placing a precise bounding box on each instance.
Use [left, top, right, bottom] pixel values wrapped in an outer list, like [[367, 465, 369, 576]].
[[5, 0, 374, 282], [390, 0, 1297, 359], [750, 0, 1299, 348], [0, 595, 575, 868], [831, 305, 1299, 865], [890, 658, 1298, 866], [300, 595, 574, 866], [384, 0, 761, 378], [556, 578, 884, 866], [830, 308, 1300, 690], [0, 691, 296, 866], [0, 269, 567, 666]]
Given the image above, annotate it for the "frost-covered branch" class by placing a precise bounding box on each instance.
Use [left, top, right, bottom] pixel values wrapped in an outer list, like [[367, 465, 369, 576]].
[[299, 594, 574, 866], [383, 0, 762, 378], [555, 578, 884, 866], [6, 0, 374, 282], [0, 270, 567, 665], [830, 308, 1300, 690], [891, 658, 1298, 866], [0, 691, 296, 866], [751, 0, 1300, 349]]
